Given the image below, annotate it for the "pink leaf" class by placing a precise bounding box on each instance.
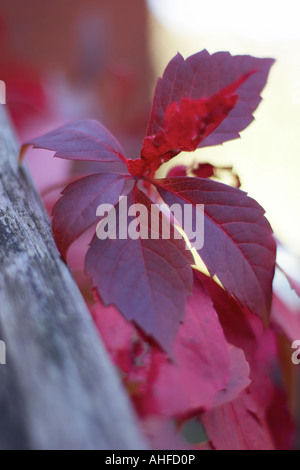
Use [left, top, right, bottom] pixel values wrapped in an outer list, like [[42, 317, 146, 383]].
[[93, 277, 249, 418], [155, 177, 276, 325], [202, 391, 275, 450], [142, 279, 231, 416], [213, 345, 250, 408]]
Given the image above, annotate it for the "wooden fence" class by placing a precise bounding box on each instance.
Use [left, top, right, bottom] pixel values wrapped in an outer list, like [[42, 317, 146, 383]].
[[0, 107, 146, 450]]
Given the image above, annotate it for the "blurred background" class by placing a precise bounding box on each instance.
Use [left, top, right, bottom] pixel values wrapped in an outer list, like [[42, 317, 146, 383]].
[[0, 0, 299, 278]]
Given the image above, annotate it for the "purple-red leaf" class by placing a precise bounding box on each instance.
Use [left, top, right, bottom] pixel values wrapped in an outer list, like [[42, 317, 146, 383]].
[[52, 173, 129, 259], [147, 50, 274, 147], [155, 177, 276, 325], [23, 119, 127, 164], [86, 186, 194, 351]]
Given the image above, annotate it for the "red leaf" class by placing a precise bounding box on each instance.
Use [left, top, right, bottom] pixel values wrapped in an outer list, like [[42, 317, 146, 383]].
[[202, 390, 275, 450], [87, 186, 193, 351], [128, 72, 252, 177], [147, 50, 274, 147], [52, 173, 129, 259], [155, 177, 276, 325], [191, 163, 215, 179], [23, 119, 127, 164], [166, 166, 189, 178], [192, 163, 241, 188]]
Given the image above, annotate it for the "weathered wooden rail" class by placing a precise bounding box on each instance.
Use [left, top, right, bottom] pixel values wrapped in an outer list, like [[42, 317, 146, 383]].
[[0, 107, 146, 450]]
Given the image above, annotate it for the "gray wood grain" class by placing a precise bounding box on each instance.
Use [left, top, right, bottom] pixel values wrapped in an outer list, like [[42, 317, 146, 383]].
[[0, 107, 147, 450]]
